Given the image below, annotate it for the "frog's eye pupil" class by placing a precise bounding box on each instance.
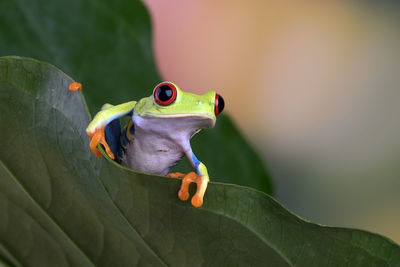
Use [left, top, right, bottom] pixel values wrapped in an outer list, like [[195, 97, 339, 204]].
[[158, 85, 173, 101], [154, 82, 177, 106]]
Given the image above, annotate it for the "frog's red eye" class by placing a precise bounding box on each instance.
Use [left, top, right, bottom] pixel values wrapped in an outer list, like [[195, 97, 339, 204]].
[[153, 82, 177, 106], [214, 94, 224, 115]]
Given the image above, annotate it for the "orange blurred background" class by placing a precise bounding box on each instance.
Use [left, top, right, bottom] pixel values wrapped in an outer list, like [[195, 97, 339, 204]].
[[144, 0, 400, 243]]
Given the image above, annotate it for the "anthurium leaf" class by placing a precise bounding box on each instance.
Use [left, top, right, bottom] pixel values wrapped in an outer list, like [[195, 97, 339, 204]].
[[1, 57, 400, 266], [0, 0, 273, 195]]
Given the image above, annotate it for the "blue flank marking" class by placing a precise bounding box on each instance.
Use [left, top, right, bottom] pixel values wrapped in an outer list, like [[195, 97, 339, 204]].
[[103, 108, 134, 161], [105, 119, 122, 160], [191, 153, 201, 174], [129, 123, 135, 134], [121, 128, 129, 147]]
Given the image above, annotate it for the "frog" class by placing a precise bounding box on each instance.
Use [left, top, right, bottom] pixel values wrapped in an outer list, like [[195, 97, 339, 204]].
[[85, 81, 224, 207]]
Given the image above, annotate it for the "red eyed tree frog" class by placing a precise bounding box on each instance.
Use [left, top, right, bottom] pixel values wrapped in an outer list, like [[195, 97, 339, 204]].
[[86, 82, 224, 207]]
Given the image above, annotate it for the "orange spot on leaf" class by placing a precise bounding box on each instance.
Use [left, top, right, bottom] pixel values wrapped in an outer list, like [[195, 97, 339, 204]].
[[69, 82, 82, 91]]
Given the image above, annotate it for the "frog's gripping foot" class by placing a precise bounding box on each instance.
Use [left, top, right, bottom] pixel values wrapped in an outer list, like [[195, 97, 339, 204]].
[[87, 126, 115, 159], [168, 172, 208, 207]]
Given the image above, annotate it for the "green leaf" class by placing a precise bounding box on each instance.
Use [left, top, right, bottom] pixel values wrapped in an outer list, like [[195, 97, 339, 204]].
[[0, 0, 159, 112], [0, 0, 273, 195], [1, 56, 399, 266]]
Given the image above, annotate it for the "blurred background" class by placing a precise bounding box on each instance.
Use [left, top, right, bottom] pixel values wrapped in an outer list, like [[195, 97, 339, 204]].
[[143, 0, 400, 243]]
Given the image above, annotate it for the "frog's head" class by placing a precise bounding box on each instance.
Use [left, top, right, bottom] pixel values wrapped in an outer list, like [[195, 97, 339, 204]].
[[134, 82, 224, 129]]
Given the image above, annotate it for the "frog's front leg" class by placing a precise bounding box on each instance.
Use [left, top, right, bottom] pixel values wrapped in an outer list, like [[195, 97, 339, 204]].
[[86, 101, 136, 159], [168, 151, 209, 207]]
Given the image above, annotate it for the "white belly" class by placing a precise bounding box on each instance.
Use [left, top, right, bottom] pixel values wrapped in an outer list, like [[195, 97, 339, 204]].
[[121, 115, 207, 175], [122, 137, 184, 175]]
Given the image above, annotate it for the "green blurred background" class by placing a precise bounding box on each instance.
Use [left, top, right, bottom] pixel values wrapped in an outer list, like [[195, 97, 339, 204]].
[[143, 0, 400, 244]]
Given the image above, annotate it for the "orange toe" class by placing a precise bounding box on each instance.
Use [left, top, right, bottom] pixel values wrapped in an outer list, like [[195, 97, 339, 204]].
[[87, 126, 115, 159], [167, 172, 186, 178], [191, 194, 203, 207], [178, 189, 189, 201]]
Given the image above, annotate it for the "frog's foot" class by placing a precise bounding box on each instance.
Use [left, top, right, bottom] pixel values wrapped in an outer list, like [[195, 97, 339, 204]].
[[167, 172, 186, 178], [167, 172, 208, 207], [87, 126, 115, 159]]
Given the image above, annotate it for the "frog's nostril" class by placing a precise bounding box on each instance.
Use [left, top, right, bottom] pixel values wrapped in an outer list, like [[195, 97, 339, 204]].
[[214, 94, 224, 116]]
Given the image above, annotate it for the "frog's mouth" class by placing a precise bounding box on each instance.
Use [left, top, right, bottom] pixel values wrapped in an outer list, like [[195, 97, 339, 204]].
[[132, 114, 216, 138], [139, 113, 216, 129]]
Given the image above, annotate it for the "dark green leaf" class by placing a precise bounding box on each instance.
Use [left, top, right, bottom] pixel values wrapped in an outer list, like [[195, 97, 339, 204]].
[[0, 0, 159, 112], [0, 0, 273, 195], [1, 56, 399, 266]]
